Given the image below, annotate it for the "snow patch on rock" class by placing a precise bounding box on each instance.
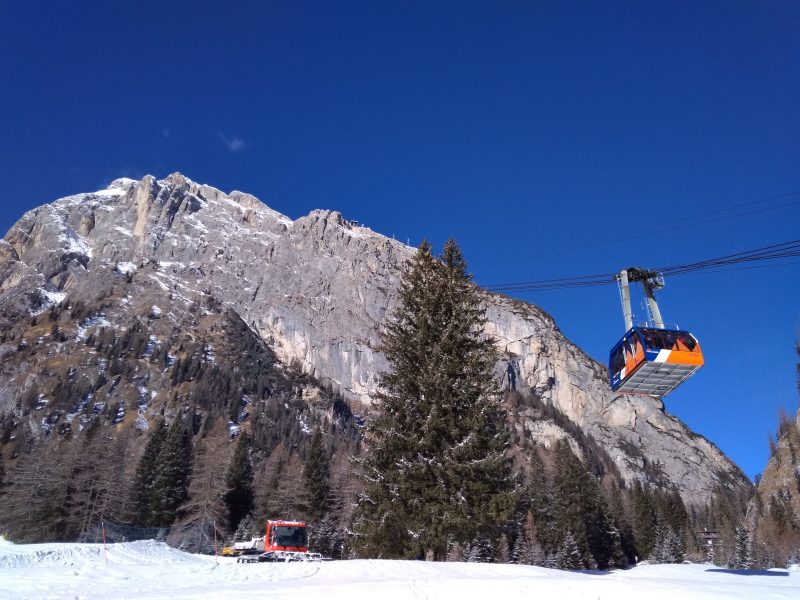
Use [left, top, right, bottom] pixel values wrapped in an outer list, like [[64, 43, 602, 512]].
[[116, 262, 137, 275]]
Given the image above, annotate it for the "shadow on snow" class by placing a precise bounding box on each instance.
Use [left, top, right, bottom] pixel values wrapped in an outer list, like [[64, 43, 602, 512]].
[[706, 568, 789, 577]]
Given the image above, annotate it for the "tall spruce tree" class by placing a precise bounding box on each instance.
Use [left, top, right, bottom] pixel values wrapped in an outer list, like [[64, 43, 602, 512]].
[[632, 481, 658, 560], [732, 525, 753, 569], [150, 420, 193, 526], [303, 428, 331, 522], [355, 240, 516, 560], [556, 532, 584, 570], [131, 420, 167, 524], [648, 524, 683, 564], [467, 535, 494, 563], [224, 432, 255, 532]]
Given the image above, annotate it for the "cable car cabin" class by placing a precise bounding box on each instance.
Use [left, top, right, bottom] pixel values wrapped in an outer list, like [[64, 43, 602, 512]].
[[609, 327, 703, 397]]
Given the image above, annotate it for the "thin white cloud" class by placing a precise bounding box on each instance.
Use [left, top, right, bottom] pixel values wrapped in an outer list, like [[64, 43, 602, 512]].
[[162, 128, 170, 139], [219, 132, 246, 153]]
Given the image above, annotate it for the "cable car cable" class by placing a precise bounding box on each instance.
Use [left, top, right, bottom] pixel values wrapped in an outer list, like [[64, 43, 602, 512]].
[[485, 238, 800, 292]]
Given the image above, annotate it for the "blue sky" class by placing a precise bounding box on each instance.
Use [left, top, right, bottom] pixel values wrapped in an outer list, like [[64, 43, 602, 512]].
[[1, 1, 798, 479]]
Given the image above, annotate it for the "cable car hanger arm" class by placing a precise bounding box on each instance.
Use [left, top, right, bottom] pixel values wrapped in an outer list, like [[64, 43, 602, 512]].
[[614, 267, 665, 330]]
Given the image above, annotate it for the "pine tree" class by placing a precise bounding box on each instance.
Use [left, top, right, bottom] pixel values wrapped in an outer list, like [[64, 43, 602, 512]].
[[556, 532, 584, 570], [660, 489, 690, 538], [511, 534, 526, 564], [150, 420, 193, 526], [310, 512, 344, 557], [131, 420, 167, 524], [0, 449, 5, 489], [233, 513, 258, 541], [632, 481, 658, 561], [355, 240, 516, 560], [552, 439, 614, 569], [732, 525, 753, 569], [224, 433, 255, 532], [467, 535, 494, 563], [669, 525, 686, 562], [303, 428, 331, 522], [605, 525, 626, 569], [648, 524, 683, 564]]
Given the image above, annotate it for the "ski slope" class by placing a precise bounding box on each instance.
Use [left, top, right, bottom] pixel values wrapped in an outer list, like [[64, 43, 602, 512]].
[[1, 538, 798, 599]]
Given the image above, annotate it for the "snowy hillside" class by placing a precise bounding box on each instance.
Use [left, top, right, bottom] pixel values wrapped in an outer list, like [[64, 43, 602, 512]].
[[0, 539, 798, 600]]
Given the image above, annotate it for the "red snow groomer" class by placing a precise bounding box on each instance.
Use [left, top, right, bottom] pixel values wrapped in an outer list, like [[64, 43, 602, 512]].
[[264, 520, 308, 553], [236, 520, 321, 563]]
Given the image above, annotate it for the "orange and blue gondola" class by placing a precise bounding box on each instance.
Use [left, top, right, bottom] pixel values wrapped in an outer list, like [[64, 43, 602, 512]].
[[609, 326, 704, 397]]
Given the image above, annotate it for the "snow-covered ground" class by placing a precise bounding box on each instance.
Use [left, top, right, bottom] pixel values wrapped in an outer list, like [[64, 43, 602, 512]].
[[1, 539, 798, 600]]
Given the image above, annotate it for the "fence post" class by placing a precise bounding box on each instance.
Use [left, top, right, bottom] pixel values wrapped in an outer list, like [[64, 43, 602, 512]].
[[101, 521, 108, 566]]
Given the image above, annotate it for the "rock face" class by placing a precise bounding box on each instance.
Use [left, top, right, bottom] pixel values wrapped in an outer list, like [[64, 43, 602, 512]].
[[755, 409, 800, 517], [0, 173, 749, 504]]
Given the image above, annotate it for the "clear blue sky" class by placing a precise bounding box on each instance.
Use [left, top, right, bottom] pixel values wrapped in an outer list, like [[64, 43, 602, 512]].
[[2, 1, 798, 479]]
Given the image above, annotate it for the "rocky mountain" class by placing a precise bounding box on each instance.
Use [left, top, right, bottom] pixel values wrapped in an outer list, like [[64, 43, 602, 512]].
[[0, 173, 748, 506], [750, 408, 800, 561], [757, 409, 800, 503]]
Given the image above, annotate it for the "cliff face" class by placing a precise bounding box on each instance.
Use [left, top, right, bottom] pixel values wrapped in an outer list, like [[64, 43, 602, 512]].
[[749, 409, 800, 562], [754, 410, 800, 516], [0, 173, 749, 504]]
